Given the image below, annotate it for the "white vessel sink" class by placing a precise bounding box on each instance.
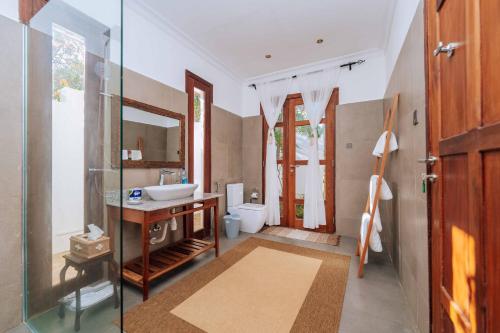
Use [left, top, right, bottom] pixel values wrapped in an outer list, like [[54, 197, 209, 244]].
[[144, 184, 199, 201]]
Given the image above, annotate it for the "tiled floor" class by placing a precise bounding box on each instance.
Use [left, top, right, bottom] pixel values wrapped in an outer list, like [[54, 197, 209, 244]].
[[10, 233, 419, 333]]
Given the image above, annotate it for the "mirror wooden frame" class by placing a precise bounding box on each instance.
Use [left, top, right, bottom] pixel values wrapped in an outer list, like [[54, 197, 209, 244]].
[[112, 97, 185, 169]]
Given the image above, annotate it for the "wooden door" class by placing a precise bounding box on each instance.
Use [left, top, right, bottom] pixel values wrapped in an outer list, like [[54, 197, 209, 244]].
[[426, 0, 500, 332], [263, 89, 338, 233], [186, 70, 213, 239]]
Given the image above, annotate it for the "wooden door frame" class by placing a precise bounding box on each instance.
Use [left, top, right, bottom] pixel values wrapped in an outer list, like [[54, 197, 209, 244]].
[[424, 1, 434, 331], [185, 70, 213, 239], [262, 88, 338, 234], [19, 0, 49, 23]]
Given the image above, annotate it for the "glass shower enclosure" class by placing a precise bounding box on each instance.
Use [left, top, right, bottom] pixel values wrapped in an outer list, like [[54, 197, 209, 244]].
[[23, 1, 123, 332]]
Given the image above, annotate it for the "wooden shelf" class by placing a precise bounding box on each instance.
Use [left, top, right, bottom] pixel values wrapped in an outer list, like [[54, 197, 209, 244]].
[[123, 238, 214, 287]]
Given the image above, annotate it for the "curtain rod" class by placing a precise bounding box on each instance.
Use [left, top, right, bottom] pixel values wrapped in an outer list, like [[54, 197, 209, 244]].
[[248, 59, 365, 89]]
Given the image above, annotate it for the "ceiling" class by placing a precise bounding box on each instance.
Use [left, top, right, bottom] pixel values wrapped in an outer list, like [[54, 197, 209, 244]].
[[139, 0, 396, 79]]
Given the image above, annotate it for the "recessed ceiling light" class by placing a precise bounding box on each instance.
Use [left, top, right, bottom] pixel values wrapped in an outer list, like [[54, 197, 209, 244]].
[[265, 54, 272, 59], [316, 38, 324, 44]]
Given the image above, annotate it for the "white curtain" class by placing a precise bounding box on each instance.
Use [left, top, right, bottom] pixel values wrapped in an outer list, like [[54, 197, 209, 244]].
[[256, 78, 291, 226], [297, 69, 339, 229]]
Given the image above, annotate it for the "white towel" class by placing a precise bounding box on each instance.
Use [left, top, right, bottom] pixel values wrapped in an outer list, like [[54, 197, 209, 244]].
[[59, 281, 111, 304], [131, 150, 142, 161], [122, 150, 128, 160], [373, 131, 398, 157], [360, 213, 383, 255], [67, 284, 115, 311], [369, 175, 393, 232]]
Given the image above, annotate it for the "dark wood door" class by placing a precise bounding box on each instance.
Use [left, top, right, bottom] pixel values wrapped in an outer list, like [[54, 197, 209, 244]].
[[186, 70, 213, 239], [263, 89, 338, 233], [426, 0, 500, 332]]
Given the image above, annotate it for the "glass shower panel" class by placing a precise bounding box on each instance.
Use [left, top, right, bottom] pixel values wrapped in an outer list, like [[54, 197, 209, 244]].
[[24, 1, 122, 332]]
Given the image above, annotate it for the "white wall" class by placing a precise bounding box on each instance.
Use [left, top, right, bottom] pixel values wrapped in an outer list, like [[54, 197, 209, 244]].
[[0, 0, 18, 21], [384, 0, 421, 81], [242, 49, 387, 117], [1, 0, 420, 119], [123, 1, 243, 116]]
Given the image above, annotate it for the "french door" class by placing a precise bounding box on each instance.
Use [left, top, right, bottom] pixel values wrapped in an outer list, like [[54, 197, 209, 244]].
[[426, 0, 500, 332], [263, 89, 338, 233]]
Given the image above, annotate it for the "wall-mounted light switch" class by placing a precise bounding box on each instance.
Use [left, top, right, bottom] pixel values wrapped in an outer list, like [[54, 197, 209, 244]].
[[346, 143, 353, 149]]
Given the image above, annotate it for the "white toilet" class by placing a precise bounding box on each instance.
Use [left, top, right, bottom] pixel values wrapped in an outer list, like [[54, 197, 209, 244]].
[[226, 183, 266, 233]]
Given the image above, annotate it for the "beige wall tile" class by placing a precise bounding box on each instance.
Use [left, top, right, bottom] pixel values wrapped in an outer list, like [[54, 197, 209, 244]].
[[0, 15, 23, 331], [242, 116, 263, 204], [383, 2, 429, 332], [335, 100, 384, 237]]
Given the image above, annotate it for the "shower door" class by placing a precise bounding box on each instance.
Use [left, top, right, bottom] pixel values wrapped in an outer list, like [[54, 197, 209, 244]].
[[24, 1, 123, 332]]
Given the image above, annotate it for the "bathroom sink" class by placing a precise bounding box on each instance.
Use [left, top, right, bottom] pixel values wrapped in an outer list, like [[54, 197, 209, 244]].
[[144, 184, 199, 201]]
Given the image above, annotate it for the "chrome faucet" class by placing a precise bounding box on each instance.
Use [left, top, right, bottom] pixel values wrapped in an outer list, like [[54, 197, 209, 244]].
[[159, 169, 174, 185]]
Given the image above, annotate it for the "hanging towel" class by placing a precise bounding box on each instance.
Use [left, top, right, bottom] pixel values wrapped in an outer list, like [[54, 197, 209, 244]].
[[360, 213, 383, 254], [369, 175, 393, 232], [373, 131, 398, 157]]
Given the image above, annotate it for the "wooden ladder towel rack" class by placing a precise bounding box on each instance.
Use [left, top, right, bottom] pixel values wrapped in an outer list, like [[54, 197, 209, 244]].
[[357, 94, 399, 278]]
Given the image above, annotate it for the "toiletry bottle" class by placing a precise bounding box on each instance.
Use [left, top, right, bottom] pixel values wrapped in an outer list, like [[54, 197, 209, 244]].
[[181, 168, 188, 184]]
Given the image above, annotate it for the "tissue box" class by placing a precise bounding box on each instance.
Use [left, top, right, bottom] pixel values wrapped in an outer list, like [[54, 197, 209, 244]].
[[70, 233, 110, 259]]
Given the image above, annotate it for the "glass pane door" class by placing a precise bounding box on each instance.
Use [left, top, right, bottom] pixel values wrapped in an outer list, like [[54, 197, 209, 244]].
[[274, 93, 336, 233], [186, 72, 213, 239], [25, 1, 123, 332], [193, 87, 205, 233]]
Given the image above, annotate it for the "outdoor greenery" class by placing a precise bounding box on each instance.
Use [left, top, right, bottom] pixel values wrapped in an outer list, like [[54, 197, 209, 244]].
[[52, 25, 85, 101], [296, 204, 304, 219], [194, 93, 202, 122]]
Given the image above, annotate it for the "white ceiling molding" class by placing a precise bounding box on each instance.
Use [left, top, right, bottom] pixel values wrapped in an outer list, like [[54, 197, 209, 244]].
[[125, 0, 244, 83], [245, 48, 385, 86]]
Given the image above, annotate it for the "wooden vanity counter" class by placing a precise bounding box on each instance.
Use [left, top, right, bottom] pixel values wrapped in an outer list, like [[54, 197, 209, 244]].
[[107, 193, 222, 300]]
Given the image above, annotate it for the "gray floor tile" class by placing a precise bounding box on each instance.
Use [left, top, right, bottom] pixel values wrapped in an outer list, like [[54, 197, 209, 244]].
[[23, 232, 419, 333]]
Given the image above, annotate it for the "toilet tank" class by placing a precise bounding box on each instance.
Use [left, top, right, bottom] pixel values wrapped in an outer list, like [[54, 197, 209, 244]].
[[227, 183, 244, 211]]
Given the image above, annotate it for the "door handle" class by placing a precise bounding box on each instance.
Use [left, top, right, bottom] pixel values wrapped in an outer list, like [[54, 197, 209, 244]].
[[433, 41, 460, 58], [418, 155, 438, 165], [421, 173, 438, 183]]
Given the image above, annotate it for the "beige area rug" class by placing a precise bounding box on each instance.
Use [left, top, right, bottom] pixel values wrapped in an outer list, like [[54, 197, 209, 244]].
[[122, 237, 350, 333], [261, 226, 341, 246]]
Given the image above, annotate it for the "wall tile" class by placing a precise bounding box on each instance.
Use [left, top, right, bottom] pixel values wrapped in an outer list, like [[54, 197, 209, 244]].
[[383, 1, 429, 332], [0, 15, 23, 331]]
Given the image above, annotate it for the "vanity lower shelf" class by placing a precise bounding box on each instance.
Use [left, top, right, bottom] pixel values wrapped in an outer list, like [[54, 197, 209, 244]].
[[123, 238, 215, 287]]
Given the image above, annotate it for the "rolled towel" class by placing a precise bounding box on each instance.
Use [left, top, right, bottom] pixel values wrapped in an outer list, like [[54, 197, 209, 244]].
[[369, 175, 393, 232], [373, 131, 398, 157]]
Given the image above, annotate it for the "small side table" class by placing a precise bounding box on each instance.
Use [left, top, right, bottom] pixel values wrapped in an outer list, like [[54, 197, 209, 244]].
[[58, 251, 119, 331]]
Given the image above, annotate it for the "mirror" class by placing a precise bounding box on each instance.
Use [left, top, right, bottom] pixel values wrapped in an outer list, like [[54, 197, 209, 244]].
[[117, 98, 185, 168]]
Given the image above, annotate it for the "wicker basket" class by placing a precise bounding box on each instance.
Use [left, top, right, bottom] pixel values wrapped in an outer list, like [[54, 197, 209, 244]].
[[70, 233, 110, 259]]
